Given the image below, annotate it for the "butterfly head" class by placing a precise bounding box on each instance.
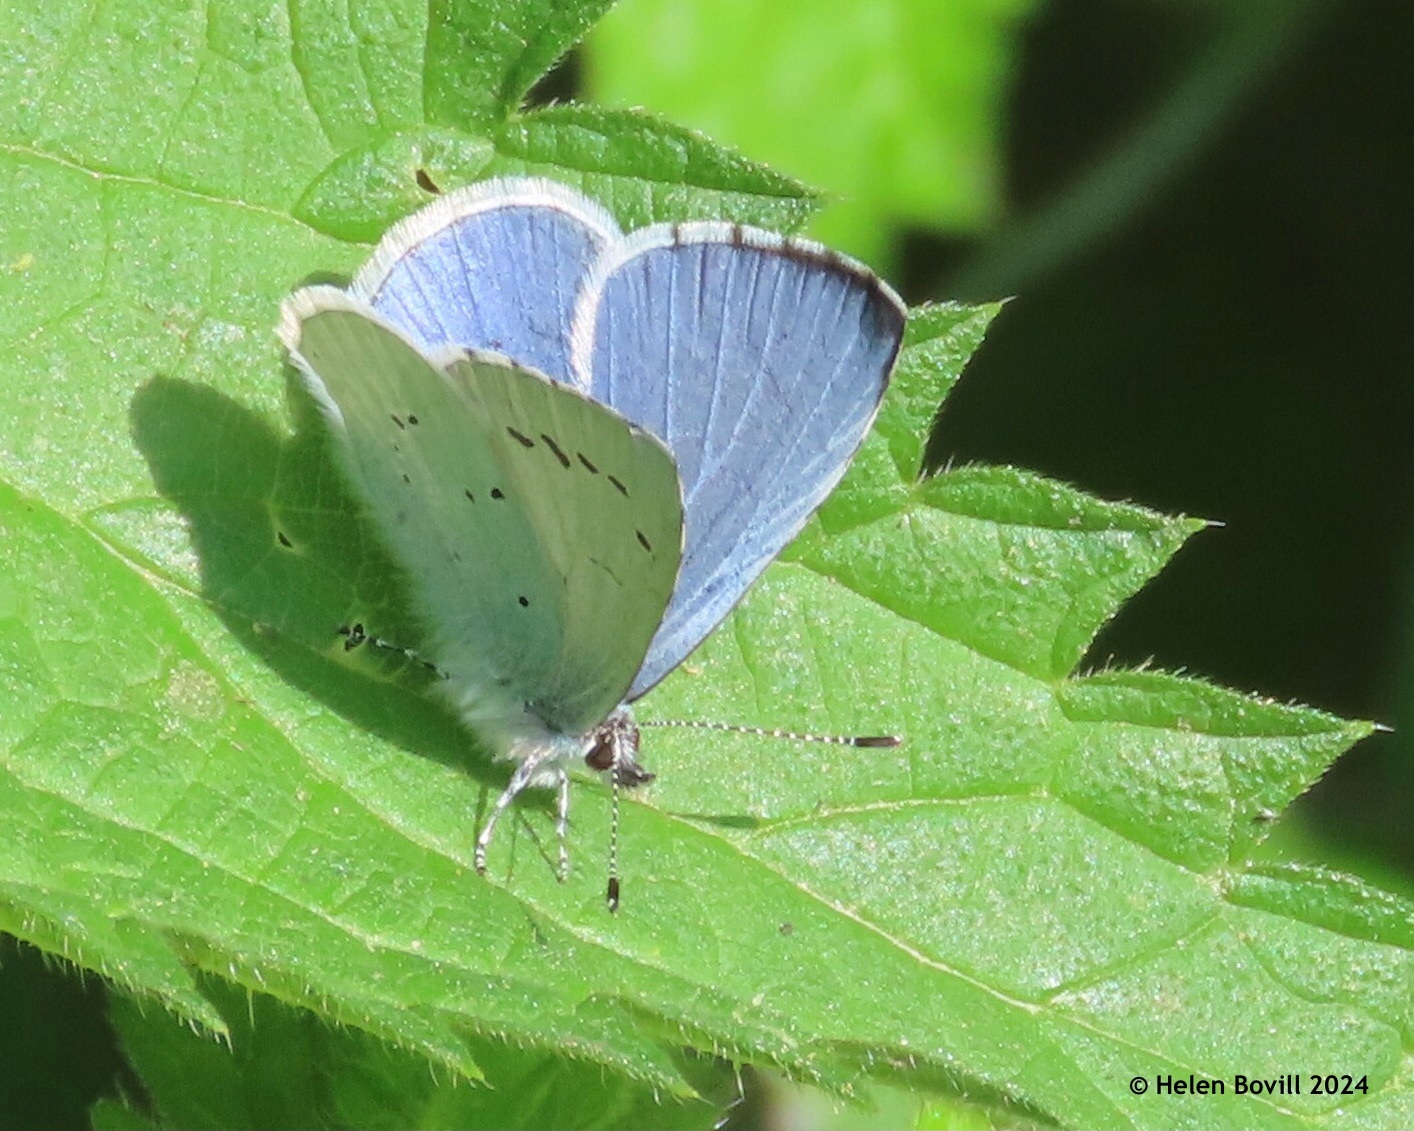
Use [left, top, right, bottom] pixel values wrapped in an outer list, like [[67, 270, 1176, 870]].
[[580, 706, 654, 912], [584, 706, 654, 787]]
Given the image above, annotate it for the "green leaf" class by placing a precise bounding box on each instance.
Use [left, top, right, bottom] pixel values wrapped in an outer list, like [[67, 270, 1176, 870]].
[[291, 106, 817, 243], [425, 0, 619, 128], [294, 128, 497, 243], [104, 977, 724, 1129], [486, 103, 820, 232], [89, 1099, 159, 1131], [1, 0, 1409, 1128], [584, 0, 1040, 266]]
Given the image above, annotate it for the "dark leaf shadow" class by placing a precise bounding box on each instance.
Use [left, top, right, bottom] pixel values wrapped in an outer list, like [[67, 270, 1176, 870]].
[[129, 371, 505, 791]]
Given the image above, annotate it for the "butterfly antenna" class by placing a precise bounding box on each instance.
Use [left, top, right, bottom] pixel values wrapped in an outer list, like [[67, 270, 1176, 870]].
[[607, 768, 622, 913], [640, 719, 901, 747]]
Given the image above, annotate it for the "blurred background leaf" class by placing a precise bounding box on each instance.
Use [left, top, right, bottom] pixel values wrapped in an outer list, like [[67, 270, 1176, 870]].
[[587, 0, 1036, 267]]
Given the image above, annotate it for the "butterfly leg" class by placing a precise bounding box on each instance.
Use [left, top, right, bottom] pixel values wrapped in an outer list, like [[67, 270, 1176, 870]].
[[555, 767, 571, 882], [474, 747, 563, 875], [336, 623, 447, 679]]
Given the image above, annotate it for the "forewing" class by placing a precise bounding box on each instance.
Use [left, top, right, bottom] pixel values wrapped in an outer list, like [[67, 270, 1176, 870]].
[[281, 289, 682, 739], [353, 178, 620, 385], [572, 227, 906, 698]]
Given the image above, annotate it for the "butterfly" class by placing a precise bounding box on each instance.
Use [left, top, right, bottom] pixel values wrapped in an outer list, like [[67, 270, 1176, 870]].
[[280, 178, 906, 904]]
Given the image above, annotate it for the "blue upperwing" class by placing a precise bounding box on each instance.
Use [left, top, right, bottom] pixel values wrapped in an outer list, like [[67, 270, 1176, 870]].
[[573, 226, 907, 699], [355, 178, 907, 703], [355, 179, 620, 385]]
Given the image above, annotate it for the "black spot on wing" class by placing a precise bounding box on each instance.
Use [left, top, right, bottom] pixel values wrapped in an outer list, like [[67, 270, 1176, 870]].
[[464, 489, 475, 502], [276, 531, 292, 548], [577, 452, 599, 474], [607, 475, 628, 496], [540, 433, 570, 468], [401, 472, 411, 484], [415, 168, 441, 194], [407, 414, 419, 425], [518, 595, 529, 607], [635, 530, 651, 552], [491, 487, 505, 500], [390, 414, 406, 430], [506, 427, 534, 448]]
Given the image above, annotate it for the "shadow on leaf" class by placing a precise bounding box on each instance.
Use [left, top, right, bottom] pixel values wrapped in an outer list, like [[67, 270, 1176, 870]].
[[129, 372, 504, 791]]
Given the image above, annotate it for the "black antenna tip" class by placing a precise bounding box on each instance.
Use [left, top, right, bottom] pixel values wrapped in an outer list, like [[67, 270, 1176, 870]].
[[606, 877, 621, 912], [854, 735, 902, 748]]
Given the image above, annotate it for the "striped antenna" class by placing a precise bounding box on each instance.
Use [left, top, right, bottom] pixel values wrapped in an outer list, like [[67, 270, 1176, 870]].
[[640, 719, 901, 748], [607, 772, 622, 912]]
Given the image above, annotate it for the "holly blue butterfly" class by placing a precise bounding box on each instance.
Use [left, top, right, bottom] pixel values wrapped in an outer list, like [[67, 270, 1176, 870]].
[[280, 178, 906, 902]]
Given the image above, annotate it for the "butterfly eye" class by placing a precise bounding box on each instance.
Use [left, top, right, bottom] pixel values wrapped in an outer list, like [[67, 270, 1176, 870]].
[[584, 740, 613, 772]]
